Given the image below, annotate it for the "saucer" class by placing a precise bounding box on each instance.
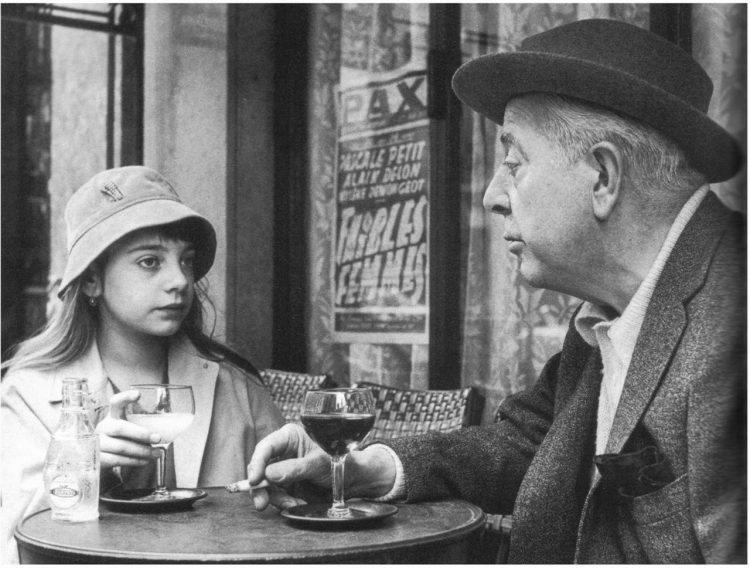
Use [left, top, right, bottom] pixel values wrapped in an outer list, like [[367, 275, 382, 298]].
[[281, 501, 398, 527], [100, 488, 207, 513]]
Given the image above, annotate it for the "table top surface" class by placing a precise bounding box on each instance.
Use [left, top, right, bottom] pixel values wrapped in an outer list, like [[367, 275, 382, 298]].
[[16, 488, 485, 563]]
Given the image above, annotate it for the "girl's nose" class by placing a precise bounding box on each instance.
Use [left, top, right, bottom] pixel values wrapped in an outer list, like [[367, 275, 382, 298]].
[[164, 259, 190, 291], [483, 168, 512, 216]]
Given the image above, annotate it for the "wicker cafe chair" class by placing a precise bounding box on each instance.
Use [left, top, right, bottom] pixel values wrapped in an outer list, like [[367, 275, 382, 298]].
[[356, 381, 484, 441], [261, 369, 336, 424]]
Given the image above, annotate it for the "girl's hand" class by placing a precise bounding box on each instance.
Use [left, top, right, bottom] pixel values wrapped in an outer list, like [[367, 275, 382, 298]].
[[95, 390, 160, 470]]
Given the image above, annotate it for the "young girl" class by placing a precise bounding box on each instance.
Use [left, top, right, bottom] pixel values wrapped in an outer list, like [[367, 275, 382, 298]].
[[1, 166, 284, 563]]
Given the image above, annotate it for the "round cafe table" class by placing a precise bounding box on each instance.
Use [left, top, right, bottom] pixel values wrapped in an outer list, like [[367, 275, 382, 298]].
[[15, 487, 485, 563]]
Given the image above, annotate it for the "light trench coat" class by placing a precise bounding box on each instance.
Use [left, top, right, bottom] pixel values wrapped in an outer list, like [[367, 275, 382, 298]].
[[0, 334, 284, 563]]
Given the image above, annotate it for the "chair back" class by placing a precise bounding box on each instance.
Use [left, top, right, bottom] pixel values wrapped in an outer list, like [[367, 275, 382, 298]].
[[356, 381, 483, 441], [261, 369, 335, 424]]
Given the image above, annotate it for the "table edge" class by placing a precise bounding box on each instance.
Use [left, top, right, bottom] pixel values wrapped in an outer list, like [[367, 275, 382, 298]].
[[16, 499, 486, 563]]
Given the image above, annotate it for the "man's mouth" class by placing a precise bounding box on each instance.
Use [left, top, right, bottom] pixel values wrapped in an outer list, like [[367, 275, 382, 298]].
[[504, 236, 524, 254]]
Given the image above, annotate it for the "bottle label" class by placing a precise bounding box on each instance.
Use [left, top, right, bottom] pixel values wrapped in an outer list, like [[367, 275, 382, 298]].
[[48, 474, 82, 509]]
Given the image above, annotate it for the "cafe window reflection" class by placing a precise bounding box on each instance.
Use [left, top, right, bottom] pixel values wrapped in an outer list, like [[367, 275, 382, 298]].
[[307, 4, 431, 390]]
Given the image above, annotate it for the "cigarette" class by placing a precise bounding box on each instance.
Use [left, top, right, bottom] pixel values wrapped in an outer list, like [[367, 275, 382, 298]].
[[224, 479, 271, 493]]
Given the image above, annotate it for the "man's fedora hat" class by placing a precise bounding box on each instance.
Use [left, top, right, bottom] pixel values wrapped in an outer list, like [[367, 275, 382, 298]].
[[452, 18, 742, 183]]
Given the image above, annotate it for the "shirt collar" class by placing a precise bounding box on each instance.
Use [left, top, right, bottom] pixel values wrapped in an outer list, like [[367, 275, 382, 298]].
[[575, 185, 709, 363]]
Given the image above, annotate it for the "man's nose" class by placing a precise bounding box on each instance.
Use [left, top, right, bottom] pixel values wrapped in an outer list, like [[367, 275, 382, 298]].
[[483, 169, 511, 216]]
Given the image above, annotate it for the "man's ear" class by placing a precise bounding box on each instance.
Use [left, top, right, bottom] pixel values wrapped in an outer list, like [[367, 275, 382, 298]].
[[585, 142, 622, 221], [80, 267, 102, 298]]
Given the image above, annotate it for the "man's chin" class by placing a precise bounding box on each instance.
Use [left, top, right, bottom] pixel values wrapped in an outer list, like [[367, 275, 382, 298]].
[[516, 261, 546, 290]]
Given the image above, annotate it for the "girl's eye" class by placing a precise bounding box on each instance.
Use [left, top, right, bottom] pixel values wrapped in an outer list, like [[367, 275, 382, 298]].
[[181, 255, 197, 278], [138, 256, 160, 269], [182, 253, 196, 270]]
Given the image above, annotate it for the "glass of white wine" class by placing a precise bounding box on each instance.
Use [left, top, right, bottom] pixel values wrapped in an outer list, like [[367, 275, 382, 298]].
[[126, 384, 195, 500]]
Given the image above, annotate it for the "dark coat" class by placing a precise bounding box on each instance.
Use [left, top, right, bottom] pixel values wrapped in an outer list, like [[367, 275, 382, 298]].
[[388, 192, 746, 563]]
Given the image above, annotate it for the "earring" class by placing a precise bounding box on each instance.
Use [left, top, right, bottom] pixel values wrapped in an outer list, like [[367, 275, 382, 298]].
[[88, 296, 98, 307]]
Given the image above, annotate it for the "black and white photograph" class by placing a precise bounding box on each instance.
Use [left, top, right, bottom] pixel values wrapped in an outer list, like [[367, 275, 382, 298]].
[[1, 2, 746, 564]]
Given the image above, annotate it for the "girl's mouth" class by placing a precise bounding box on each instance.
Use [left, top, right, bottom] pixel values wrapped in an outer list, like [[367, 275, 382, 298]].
[[156, 303, 185, 312]]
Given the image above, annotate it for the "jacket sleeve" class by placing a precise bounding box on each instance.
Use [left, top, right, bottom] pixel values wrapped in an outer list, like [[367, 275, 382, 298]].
[[385, 353, 561, 514], [0, 374, 53, 564]]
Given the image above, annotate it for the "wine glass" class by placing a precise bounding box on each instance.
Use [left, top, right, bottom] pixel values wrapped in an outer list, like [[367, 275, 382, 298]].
[[126, 384, 195, 500], [300, 388, 375, 519]]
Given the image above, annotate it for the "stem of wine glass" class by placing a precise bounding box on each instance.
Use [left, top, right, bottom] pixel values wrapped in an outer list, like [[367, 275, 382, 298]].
[[153, 444, 169, 498], [328, 454, 351, 518]]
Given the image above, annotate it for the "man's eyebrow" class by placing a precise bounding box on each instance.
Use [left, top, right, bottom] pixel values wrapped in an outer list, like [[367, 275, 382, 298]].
[[500, 130, 527, 160], [499, 131, 516, 147]]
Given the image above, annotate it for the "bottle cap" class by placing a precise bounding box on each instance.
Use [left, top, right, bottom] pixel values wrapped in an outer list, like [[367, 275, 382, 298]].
[[62, 377, 90, 409]]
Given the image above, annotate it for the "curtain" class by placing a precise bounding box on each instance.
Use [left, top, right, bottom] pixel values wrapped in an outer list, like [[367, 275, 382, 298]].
[[307, 4, 342, 379], [693, 4, 747, 213], [459, 4, 746, 424]]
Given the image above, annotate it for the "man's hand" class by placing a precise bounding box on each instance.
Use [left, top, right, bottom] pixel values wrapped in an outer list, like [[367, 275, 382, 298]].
[[246, 424, 330, 511], [247, 423, 399, 511], [95, 390, 160, 470]]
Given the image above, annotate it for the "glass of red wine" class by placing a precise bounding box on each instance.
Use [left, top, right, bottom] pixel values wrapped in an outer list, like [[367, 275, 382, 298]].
[[300, 388, 375, 519]]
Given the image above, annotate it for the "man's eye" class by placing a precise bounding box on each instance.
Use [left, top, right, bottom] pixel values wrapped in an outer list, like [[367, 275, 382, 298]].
[[502, 160, 520, 175]]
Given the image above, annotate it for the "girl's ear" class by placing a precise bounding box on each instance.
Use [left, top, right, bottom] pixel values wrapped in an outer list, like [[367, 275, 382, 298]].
[[80, 267, 102, 298]]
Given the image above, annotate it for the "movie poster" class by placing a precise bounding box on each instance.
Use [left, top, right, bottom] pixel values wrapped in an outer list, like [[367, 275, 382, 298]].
[[333, 70, 429, 344]]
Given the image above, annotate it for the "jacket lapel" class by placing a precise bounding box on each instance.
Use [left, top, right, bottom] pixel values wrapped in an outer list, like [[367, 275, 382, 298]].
[[510, 344, 602, 563], [169, 336, 218, 488], [605, 192, 731, 454]]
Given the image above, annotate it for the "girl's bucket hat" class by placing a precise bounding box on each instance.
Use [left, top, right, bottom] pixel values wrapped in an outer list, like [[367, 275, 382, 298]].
[[59, 166, 217, 296], [451, 18, 742, 183]]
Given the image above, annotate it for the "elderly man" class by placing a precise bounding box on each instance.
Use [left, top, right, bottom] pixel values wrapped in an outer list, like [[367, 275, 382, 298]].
[[247, 19, 745, 563]]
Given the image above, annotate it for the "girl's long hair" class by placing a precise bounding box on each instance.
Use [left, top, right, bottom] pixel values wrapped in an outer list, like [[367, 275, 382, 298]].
[[1, 280, 97, 374], [2, 222, 261, 379]]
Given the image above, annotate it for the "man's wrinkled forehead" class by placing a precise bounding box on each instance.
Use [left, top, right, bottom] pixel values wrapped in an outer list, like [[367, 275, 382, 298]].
[[500, 98, 548, 152], [503, 96, 542, 126]]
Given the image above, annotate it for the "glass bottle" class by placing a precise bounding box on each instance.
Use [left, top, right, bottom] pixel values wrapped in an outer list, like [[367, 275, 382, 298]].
[[42, 377, 100, 521]]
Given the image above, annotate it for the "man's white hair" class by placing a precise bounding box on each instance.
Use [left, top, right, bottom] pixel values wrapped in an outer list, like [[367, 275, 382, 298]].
[[514, 93, 707, 200]]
